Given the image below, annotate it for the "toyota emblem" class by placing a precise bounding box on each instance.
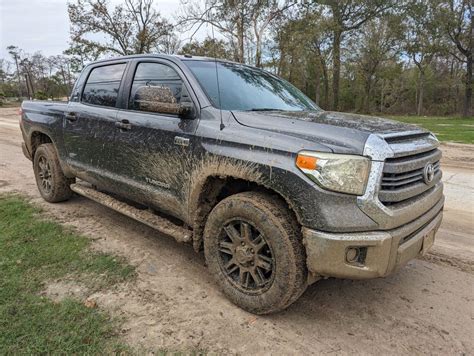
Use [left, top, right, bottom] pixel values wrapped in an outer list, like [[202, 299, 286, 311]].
[[423, 163, 435, 184]]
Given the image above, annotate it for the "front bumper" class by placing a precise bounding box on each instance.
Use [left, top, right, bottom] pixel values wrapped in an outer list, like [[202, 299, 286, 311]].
[[302, 197, 444, 280]]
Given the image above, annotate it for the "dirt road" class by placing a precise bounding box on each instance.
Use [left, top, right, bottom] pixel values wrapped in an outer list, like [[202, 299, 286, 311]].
[[1, 107, 473, 354]]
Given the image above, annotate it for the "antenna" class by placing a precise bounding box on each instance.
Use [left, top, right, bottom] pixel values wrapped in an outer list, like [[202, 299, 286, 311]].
[[209, 9, 225, 131]]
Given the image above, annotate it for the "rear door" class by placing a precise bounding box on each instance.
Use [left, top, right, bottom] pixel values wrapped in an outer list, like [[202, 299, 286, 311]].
[[109, 59, 200, 220], [63, 62, 127, 183]]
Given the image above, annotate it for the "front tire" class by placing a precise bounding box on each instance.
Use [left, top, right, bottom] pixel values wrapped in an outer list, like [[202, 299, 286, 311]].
[[33, 143, 74, 202], [204, 191, 307, 314]]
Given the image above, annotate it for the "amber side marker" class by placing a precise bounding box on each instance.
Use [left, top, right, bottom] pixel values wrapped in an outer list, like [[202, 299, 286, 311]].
[[296, 154, 318, 170]]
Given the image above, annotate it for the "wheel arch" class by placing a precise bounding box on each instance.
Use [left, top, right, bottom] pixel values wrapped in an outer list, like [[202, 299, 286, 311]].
[[29, 131, 53, 158], [190, 174, 303, 251]]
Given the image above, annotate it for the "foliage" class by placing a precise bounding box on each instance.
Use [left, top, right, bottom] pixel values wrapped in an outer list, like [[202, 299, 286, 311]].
[[0, 195, 135, 354], [34, 90, 48, 100], [0, 0, 472, 116], [179, 37, 233, 60]]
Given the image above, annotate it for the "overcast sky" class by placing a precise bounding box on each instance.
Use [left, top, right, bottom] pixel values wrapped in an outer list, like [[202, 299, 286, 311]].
[[0, 0, 203, 60]]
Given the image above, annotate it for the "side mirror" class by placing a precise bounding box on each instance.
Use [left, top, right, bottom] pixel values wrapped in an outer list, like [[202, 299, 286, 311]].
[[134, 86, 195, 119], [178, 101, 196, 119]]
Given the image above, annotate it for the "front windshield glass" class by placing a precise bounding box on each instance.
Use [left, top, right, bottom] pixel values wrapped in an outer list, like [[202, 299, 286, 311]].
[[184, 60, 320, 112]]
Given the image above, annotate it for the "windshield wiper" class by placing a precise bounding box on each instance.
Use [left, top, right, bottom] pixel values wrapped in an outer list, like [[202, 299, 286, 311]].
[[246, 108, 285, 112]]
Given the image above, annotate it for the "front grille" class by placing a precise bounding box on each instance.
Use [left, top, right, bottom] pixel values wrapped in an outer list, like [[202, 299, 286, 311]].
[[379, 148, 442, 205]]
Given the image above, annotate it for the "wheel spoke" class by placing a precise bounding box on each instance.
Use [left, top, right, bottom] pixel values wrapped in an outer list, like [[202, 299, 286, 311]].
[[256, 256, 272, 271], [240, 222, 252, 243], [252, 234, 266, 252], [250, 268, 264, 287], [218, 241, 234, 255], [224, 225, 242, 244], [224, 259, 239, 274], [239, 269, 250, 288]]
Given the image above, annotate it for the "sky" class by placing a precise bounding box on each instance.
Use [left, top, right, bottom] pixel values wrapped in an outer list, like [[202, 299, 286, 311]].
[[0, 0, 203, 60]]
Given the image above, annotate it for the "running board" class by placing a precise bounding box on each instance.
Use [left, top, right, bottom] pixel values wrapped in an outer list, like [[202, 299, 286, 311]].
[[70, 183, 192, 243]]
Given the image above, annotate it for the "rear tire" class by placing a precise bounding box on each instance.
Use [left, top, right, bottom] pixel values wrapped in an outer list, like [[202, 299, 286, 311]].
[[204, 191, 307, 314], [33, 143, 74, 202]]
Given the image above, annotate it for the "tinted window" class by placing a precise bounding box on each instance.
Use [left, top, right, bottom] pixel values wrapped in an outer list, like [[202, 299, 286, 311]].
[[82, 63, 126, 107], [130, 62, 188, 113], [185, 60, 319, 112]]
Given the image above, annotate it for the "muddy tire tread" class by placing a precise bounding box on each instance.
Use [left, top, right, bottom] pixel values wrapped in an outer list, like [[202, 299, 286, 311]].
[[204, 191, 307, 314], [33, 143, 74, 202]]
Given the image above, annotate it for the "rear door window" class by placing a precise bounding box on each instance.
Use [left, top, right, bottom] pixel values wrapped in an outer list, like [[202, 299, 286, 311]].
[[82, 63, 126, 107]]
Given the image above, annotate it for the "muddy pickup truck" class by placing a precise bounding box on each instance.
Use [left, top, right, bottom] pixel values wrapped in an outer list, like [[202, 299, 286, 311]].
[[20, 54, 444, 314]]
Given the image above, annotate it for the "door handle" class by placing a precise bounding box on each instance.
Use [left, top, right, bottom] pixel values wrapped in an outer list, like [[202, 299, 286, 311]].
[[65, 112, 77, 122], [174, 136, 190, 147], [115, 119, 132, 131]]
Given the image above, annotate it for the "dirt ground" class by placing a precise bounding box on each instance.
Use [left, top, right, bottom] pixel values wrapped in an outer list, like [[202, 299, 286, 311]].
[[1, 107, 473, 354]]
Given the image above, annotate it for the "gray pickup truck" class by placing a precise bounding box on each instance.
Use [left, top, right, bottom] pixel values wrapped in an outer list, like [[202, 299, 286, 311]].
[[20, 54, 444, 314]]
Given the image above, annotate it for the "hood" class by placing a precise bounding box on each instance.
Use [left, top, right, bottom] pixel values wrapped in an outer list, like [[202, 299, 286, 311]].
[[231, 110, 426, 155]]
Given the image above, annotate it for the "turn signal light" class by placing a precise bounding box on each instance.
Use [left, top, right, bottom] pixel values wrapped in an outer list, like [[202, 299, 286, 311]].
[[296, 154, 318, 170]]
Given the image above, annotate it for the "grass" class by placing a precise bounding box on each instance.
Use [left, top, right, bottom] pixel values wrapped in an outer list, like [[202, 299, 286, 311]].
[[388, 116, 474, 144], [0, 194, 135, 354]]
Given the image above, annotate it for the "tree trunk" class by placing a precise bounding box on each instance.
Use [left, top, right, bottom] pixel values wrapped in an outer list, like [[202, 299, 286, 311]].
[[332, 30, 342, 111], [463, 54, 472, 117], [236, 2, 245, 63], [255, 32, 262, 67], [13, 56, 22, 98], [380, 79, 385, 113], [417, 70, 425, 116], [364, 78, 372, 113], [314, 71, 321, 105]]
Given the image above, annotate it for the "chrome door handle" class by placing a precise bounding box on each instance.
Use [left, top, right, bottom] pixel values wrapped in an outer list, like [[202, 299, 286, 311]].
[[174, 136, 189, 147], [65, 112, 77, 122], [115, 120, 132, 131]]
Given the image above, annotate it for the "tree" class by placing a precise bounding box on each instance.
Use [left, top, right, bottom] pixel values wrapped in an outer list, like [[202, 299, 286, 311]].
[[353, 16, 403, 112], [7, 45, 23, 98], [313, 0, 395, 110], [178, 0, 293, 65], [68, 0, 173, 56], [248, 1, 296, 67], [404, 0, 442, 115], [437, 0, 473, 117], [179, 37, 233, 59]]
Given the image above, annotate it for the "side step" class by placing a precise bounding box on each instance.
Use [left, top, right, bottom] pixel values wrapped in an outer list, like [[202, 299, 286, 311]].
[[70, 183, 192, 243]]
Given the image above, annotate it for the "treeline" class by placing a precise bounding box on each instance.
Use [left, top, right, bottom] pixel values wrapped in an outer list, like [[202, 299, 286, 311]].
[[0, 47, 74, 102], [1, 0, 471, 117]]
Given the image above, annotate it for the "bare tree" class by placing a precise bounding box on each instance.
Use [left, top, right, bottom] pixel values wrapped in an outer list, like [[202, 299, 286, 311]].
[[68, 0, 173, 56], [7, 45, 23, 97], [178, 0, 293, 65]]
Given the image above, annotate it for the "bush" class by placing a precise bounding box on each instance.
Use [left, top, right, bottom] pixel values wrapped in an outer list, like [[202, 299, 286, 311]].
[[34, 90, 48, 100]]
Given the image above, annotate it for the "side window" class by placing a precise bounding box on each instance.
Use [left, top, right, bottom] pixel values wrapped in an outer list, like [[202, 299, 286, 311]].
[[130, 62, 189, 114], [82, 63, 126, 107]]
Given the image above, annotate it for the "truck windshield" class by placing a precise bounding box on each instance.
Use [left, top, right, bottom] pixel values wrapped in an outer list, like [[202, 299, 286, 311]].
[[185, 60, 320, 112]]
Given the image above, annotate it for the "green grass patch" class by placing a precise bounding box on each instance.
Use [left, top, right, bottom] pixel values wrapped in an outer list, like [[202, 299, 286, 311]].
[[0, 194, 135, 354], [388, 116, 474, 144]]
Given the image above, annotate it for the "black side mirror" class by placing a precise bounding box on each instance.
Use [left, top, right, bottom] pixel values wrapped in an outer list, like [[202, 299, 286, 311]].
[[178, 101, 196, 119]]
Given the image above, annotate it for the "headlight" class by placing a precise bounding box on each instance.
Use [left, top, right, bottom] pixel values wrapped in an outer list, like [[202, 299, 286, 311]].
[[295, 151, 370, 195]]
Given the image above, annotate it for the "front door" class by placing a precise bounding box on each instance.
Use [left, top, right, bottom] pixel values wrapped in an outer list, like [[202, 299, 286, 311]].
[[107, 60, 200, 221]]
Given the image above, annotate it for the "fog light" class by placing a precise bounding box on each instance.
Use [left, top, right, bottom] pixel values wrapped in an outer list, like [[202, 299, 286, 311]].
[[346, 247, 360, 263]]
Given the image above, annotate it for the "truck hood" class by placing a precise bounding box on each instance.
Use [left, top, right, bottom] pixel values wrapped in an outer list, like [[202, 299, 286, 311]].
[[231, 110, 426, 155]]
